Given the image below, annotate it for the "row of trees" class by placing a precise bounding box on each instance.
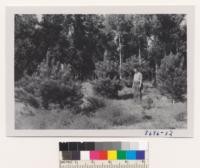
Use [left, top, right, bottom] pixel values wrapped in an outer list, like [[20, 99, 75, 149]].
[[15, 14, 187, 101], [15, 14, 186, 80]]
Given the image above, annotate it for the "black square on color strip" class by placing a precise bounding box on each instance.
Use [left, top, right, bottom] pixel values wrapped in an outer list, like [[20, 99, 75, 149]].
[[85, 142, 95, 150], [69, 142, 78, 151], [72, 151, 80, 160], [59, 142, 68, 151], [78, 142, 85, 151]]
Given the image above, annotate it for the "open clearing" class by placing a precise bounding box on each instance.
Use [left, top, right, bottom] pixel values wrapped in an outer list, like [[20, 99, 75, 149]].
[[15, 82, 187, 129]]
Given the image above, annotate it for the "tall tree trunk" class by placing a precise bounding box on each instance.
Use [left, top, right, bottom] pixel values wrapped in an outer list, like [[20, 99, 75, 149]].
[[138, 44, 141, 65], [154, 62, 158, 87], [103, 49, 108, 61], [119, 34, 122, 79]]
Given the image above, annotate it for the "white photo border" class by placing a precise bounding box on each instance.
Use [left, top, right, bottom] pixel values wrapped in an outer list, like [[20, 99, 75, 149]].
[[6, 6, 194, 137]]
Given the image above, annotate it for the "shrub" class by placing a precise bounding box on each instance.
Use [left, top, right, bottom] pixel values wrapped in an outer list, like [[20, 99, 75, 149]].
[[141, 96, 154, 110], [157, 52, 187, 101], [121, 78, 132, 88], [93, 77, 123, 98], [15, 74, 41, 96], [15, 87, 40, 108], [81, 96, 105, 114], [15, 59, 83, 110], [40, 79, 83, 110], [121, 56, 151, 81], [94, 60, 123, 98], [175, 112, 187, 122], [95, 60, 119, 79], [35, 59, 73, 82]]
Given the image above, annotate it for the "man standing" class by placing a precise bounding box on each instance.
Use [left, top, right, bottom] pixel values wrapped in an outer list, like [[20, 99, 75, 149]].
[[132, 66, 143, 102]]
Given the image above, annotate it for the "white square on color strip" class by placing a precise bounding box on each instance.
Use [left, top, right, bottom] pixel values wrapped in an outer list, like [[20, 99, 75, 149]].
[[59, 152, 63, 160], [121, 142, 130, 150], [80, 151, 90, 160], [138, 142, 148, 150], [130, 142, 139, 150]]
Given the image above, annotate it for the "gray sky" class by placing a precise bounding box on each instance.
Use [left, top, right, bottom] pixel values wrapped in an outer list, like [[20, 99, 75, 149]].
[[36, 14, 42, 22]]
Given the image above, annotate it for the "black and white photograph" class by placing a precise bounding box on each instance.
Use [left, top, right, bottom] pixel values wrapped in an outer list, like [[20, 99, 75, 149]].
[[6, 6, 194, 136]]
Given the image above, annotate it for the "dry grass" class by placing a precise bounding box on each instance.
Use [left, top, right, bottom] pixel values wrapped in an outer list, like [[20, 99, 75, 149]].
[[15, 82, 187, 129], [15, 100, 186, 129]]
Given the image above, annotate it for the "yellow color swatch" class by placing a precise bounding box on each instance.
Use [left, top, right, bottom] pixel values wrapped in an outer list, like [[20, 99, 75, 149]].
[[107, 150, 117, 160]]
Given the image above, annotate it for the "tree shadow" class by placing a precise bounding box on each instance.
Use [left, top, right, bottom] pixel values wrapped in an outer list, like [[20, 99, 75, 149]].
[[118, 93, 133, 100]]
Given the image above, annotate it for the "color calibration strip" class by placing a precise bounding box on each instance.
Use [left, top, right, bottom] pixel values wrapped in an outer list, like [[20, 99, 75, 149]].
[[59, 142, 148, 161]]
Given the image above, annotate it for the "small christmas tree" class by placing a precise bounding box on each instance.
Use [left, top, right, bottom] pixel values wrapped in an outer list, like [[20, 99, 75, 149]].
[[157, 52, 187, 102]]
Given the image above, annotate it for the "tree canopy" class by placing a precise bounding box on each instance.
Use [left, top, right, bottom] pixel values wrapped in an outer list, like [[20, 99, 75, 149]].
[[15, 14, 187, 82]]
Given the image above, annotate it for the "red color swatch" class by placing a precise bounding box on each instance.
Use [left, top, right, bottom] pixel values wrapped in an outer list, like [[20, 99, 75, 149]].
[[98, 151, 107, 160]]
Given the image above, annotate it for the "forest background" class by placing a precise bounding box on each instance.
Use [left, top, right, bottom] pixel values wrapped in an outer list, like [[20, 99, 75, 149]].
[[14, 14, 187, 129]]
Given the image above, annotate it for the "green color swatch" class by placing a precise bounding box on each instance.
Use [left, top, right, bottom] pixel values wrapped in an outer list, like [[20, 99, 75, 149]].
[[117, 150, 126, 160]]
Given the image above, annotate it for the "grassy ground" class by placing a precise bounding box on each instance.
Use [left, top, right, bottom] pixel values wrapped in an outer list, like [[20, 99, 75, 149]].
[[15, 82, 187, 129]]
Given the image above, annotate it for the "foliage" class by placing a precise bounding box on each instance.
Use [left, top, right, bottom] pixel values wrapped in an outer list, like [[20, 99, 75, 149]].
[[155, 14, 185, 55], [95, 56, 150, 88], [94, 60, 124, 98], [95, 60, 119, 79], [141, 96, 154, 110], [121, 56, 151, 82], [15, 74, 40, 96], [157, 52, 187, 101], [37, 60, 83, 110], [15, 14, 187, 85], [81, 96, 105, 114], [175, 112, 187, 122], [93, 77, 123, 98], [15, 14, 39, 80], [15, 59, 83, 110], [15, 87, 40, 108], [15, 14, 187, 107], [40, 79, 83, 110]]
